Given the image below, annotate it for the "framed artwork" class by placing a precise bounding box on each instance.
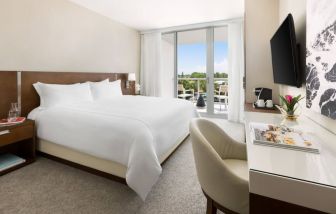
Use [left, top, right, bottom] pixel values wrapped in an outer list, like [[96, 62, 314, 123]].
[[306, 0, 336, 119]]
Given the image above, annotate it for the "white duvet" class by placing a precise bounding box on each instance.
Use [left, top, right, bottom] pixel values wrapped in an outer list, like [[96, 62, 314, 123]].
[[28, 95, 198, 200]]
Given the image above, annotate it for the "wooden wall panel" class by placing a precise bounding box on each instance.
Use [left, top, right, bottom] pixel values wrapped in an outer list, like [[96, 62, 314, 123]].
[[0, 71, 17, 119], [21, 71, 133, 116]]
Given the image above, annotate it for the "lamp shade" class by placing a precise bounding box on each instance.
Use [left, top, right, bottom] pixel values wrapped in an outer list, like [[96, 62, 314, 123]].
[[128, 73, 136, 81]]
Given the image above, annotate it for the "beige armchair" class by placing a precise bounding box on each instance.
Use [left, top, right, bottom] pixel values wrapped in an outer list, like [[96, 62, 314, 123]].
[[214, 85, 228, 110], [178, 84, 194, 101], [189, 118, 249, 214]]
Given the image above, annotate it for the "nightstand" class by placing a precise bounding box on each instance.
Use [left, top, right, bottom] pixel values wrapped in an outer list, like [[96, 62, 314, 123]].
[[0, 119, 36, 175]]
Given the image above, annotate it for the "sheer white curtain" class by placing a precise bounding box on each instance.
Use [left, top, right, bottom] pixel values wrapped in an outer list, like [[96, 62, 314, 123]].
[[140, 32, 162, 97], [160, 33, 175, 98], [228, 21, 245, 123]]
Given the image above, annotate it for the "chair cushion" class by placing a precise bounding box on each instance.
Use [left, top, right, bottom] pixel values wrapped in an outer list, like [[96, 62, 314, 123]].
[[222, 159, 248, 181], [216, 95, 228, 100], [178, 94, 192, 98]]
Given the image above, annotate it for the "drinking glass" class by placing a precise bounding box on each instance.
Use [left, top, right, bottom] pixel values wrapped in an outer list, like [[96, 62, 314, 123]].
[[8, 103, 20, 122], [8, 110, 17, 122]]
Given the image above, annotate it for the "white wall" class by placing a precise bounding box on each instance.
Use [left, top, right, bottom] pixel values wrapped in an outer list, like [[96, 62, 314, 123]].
[[279, 0, 336, 134], [245, 0, 280, 104], [0, 0, 140, 78]]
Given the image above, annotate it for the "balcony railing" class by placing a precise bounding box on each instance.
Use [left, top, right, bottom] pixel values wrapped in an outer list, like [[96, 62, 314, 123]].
[[177, 77, 228, 113], [177, 77, 228, 98]]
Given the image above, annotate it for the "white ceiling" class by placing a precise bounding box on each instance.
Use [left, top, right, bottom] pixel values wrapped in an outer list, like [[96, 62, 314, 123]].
[[69, 0, 244, 31]]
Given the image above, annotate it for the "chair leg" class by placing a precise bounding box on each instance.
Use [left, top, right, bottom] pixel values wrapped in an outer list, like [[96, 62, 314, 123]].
[[206, 197, 217, 214]]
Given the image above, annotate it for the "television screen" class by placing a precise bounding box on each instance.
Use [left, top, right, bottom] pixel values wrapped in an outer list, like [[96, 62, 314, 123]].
[[270, 14, 301, 87]]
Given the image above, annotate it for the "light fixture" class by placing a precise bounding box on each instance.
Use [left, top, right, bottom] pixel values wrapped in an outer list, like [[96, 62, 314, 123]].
[[127, 73, 136, 88]]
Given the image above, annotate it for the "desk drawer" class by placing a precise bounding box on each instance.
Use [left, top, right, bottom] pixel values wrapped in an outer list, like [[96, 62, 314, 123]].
[[0, 125, 34, 147], [249, 170, 336, 213]]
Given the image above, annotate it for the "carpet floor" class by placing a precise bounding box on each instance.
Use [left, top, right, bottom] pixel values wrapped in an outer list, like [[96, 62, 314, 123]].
[[0, 119, 243, 214], [0, 138, 206, 214]]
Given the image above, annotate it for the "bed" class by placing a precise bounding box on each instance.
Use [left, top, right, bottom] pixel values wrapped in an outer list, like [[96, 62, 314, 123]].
[[20, 71, 197, 200]]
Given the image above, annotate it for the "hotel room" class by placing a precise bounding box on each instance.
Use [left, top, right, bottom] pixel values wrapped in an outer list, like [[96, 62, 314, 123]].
[[0, 0, 335, 213]]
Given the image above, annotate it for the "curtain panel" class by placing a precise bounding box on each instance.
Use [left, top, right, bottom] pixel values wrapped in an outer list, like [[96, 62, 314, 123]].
[[228, 21, 245, 122], [140, 32, 162, 97]]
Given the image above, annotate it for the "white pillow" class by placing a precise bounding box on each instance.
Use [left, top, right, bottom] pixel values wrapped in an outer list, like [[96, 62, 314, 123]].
[[33, 79, 108, 99], [33, 82, 80, 107], [33, 82, 43, 98], [38, 82, 93, 108], [90, 79, 123, 100]]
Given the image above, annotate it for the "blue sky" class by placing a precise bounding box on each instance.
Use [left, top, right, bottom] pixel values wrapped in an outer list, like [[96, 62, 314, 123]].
[[178, 41, 228, 75]]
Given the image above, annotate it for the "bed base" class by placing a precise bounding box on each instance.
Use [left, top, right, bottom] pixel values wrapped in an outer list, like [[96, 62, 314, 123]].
[[38, 151, 127, 184], [37, 133, 189, 185]]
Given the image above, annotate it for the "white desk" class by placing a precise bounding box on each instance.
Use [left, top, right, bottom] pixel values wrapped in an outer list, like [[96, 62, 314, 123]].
[[245, 112, 336, 213]]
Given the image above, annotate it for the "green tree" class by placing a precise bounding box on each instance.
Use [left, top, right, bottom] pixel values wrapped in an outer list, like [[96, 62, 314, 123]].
[[190, 72, 206, 78], [178, 71, 228, 93]]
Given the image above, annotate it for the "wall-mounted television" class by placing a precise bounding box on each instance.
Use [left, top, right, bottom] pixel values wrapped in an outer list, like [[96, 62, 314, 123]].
[[270, 13, 301, 88]]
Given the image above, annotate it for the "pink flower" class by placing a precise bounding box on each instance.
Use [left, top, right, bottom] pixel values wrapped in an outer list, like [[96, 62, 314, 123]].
[[285, 95, 293, 103]]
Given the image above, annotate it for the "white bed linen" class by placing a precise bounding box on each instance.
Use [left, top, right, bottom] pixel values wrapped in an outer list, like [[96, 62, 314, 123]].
[[28, 95, 198, 200]]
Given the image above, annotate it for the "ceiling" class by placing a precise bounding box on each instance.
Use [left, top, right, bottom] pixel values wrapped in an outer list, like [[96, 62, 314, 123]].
[[69, 0, 244, 31]]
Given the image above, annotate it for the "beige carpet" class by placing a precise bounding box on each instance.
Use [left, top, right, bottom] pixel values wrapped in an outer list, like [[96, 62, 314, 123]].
[[0, 119, 244, 214], [0, 138, 206, 214]]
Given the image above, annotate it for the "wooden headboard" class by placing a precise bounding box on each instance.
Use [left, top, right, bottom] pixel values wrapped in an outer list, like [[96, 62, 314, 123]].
[[0, 71, 18, 118], [21, 71, 134, 117]]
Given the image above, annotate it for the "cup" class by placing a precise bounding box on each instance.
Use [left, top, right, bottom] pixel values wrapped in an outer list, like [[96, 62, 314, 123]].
[[265, 100, 273, 108], [8, 110, 17, 122], [8, 103, 20, 122], [256, 99, 265, 107]]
